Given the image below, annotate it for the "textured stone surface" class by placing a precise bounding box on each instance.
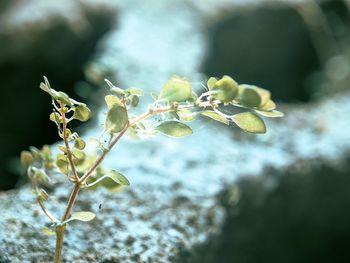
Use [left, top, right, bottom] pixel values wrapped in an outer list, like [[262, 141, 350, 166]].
[[1, 0, 350, 262]]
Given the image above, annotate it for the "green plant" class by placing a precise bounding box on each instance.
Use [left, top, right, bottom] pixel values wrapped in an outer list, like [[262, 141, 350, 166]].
[[21, 75, 283, 262]]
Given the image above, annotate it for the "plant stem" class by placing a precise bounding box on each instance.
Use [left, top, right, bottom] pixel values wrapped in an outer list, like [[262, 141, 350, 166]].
[[53, 183, 81, 263], [53, 103, 199, 261], [60, 103, 79, 182], [54, 226, 65, 263], [79, 104, 193, 184]]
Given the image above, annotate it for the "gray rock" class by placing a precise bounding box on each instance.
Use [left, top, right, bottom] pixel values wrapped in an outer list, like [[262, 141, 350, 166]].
[[1, 0, 350, 262]]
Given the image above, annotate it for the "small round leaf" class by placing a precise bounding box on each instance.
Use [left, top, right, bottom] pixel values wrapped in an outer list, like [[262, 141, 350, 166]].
[[159, 76, 192, 102], [155, 121, 193, 138], [73, 105, 91, 122], [210, 75, 238, 103], [74, 138, 86, 150], [232, 112, 266, 134], [20, 151, 34, 166], [67, 211, 96, 223], [201, 111, 230, 125], [105, 105, 129, 134]]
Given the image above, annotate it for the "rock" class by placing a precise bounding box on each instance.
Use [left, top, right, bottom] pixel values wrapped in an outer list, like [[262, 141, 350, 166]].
[[0, 0, 117, 189], [1, 0, 350, 262]]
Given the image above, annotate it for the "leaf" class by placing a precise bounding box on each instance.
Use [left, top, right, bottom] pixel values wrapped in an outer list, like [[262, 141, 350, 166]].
[[73, 105, 90, 122], [155, 121, 193, 138], [126, 87, 144, 96], [105, 105, 129, 133], [20, 151, 34, 166], [177, 109, 196, 122], [74, 138, 86, 150], [66, 211, 96, 223], [259, 99, 276, 111], [42, 227, 56, 236], [255, 110, 284, 118], [56, 92, 73, 106], [207, 77, 218, 89], [237, 85, 270, 108], [105, 95, 121, 109], [56, 154, 68, 175], [85, 170, 130, 190], [105, 79, 126, 96], [159, 76, 192, 102], [130, 95, 139, 107], [231, 112, 266, 134], [201, 111, 230, 125], [210, 75, 238, 103], [49, 112, 61, 123]]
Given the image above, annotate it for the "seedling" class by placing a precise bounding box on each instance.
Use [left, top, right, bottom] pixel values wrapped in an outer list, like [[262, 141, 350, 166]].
[[21, 75, 283, 262]]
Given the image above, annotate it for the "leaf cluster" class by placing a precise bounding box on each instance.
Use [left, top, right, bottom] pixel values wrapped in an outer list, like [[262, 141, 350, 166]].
[[21, 74, 283, 235]]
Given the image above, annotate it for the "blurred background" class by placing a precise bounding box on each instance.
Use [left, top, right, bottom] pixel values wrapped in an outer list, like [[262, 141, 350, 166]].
[[1, 0, 350, 262]]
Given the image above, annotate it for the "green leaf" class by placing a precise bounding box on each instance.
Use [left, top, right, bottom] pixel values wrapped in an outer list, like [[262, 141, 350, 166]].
[[56, 92, 73, 106], [255, 110, 284, 118], [85, 170, 130, 190], [177, 109, 196, 122], [201, 111, 230, 125], [105, 95, 121, 109], [56, 155, 68, 175], [155, 121, 193, 138], [66, 211, 96, 223], [210, 75, 238, 103], [232, 112, 266, 134], [105, 79, 126, 96], [159, 76, 192, 102], [105, 105, 129, 133], [130, 95, 139, 107], [74, 138, 86, 150], [259, 99, 276, 111], [73, 105, 90, 122], [126, 87, 144, 96], [207, 77, 218, 89], [42, 227, 56, 236], [237, 85, 270, 108], [20, 151, 34, 166], [49, 112, 61, 123]]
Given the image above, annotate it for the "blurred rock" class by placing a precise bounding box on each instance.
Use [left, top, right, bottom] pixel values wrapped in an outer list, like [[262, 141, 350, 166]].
[[0, 0, 117, 189], [1, 0, 350, 262]]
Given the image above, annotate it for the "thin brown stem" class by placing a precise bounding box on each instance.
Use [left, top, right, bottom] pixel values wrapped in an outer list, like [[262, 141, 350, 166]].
[[59, 104, 79, 182], [79, 103, 194, 184], [38, 199, 57, 222], [62, 183, 81, 221]]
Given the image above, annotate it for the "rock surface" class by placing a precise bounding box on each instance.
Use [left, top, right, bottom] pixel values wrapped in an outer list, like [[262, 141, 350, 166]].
[[1, 0, 350, 262]]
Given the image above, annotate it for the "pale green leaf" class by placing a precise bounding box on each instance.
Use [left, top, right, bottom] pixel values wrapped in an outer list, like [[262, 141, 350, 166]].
[[155, 121, 193, 137], [74, 138, 86, 150], [105, 105, 129, 133], [66, 211, 96, 223], [126, 87, 144, 96], [105, 95, 121, 109], [232, 112, 266, 134], [20, 151, 34, 166], [73, 105, 90, 122], [237, 85, 270, 108], [159, 76, 192, 102], [177, 109, 196, 122], [85, 170, 130, 190], [130, 95, 139, 107], [42, 227, 56, 236], [255, 110, 284, 118], [210, 75, 238, 103], [201, 111, 230, 125], [207, 77, 218, 89], [259, 99, 276, 111]]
